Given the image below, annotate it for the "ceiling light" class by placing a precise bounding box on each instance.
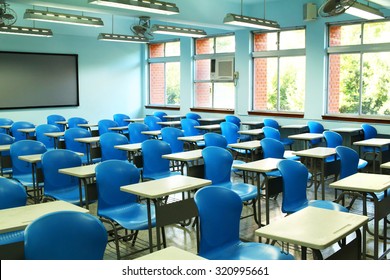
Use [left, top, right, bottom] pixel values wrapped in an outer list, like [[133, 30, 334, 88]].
[[151, 24, 207, 38], [0, 25, 53, 37], [345, 2, 384, 20], [24, 9, 104, 27], [223, 13, 280, 30], [89, 0, 179, 15], [98, 33, 149, 43]]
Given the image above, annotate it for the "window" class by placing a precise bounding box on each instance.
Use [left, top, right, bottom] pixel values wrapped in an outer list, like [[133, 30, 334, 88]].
[[148, 41, 180, 106], [252, 28, 306, 112], [327, 21, 390, 116], [194, 34, 235, 110]]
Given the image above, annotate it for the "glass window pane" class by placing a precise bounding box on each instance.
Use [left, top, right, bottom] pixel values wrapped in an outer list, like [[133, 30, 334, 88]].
[[361, 52, 390, 115], [166, 62, 180, 105], [194, 82, 212, 107], [214, 83, 235, 109], [196, 38, 214, 55], [165, 41, 180, 57], [329, 24, 361, 47], [195, 59, 211, 80], [279, 30, 305, 50], [253, 57, 277, 111], [149, 63, 165, 105], [216, 35, 235, 53], [279, 56, 305, 111], [363, 21, 390, 44], [149, 43, 164, 58], [253, 33, 277, 51]]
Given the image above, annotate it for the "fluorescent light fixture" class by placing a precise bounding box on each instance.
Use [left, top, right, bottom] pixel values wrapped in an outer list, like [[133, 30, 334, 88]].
[[24, 9, 104, 27], [0, 25, 53, 37], [89, 0, 179, 15], [223, 13, 280, 30], [345, 2, 384, 20], [151, 24, 206, 38], [98, 33, 149, 43]]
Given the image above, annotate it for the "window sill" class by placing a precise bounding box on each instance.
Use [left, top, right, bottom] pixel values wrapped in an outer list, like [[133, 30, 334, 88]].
[[248, 111, 304, 118], [190, 108, 235, 114], [145, 105, 180, 111], [322, 114, 390, 124]]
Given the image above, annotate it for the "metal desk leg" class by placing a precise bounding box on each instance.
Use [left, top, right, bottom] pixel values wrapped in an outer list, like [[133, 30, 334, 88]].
[[146, 198, 154, 253]]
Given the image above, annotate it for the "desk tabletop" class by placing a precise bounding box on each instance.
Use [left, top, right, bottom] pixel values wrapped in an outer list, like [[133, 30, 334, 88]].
[[353, 138, 390, 147], [162, 149, 203, 161], [18, 153, 43, 163], [0, 144, 11, 152], [228, 140, 261, 150], [74, 136, 100, 143], [198, 118, 224, 123], [55, 121, 68, 125], [330, 172, 390, 193], [157, 120, 181, 126], [238, 128, 263, 135], [232, 158, 281, 173], [109, 126, 128, 131], [135, 246, 205, 260], [255, 206, 368, 250], [0, 200, 89, 234], [141, 130, 161, 136], [241, 121, 263, 126], [194, 124, 220, 130], [58, 163, 98, 178], [177, 135, 204, 142], [281, 124, 308, 129], [163, 115, 185, 120], [114, 143, 142, 152], [0, 124, 12, 129], [288, 133, 324, 140], [120, 175, 211, 199], [124, 118, 144, 123], [293, 147, 336, 158], [331, 127, 362, 133], [78, 123, 98, 128], [17, 128, 36, 133], [44, 131, 65, 138], [380, 161, 390, 170]]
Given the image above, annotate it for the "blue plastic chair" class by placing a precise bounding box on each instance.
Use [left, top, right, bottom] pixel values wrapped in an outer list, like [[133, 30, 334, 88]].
[[24, 211, 107, 260], [128, 123, 151, 144], [100, 132, 129, 161], [263, 118, 280, 129], [185, 112, 201, 121], [153, 111, 167, 121], [277, 159, 348, 214], [141, 139, 181, 180], [144, 115, 162, 131], [161, 127, 184, 153], [0, 133, 15, 176], [0, 178, 27, 258], [361, 123, 388, 160], [41, 149, 86, 206], [194, 186, 294, 260], [10, 121, 35, 141], [262, 126, 294, 150], [68, 117, 88, 129], [181, 118, 202, 136], [113, 113, 130, 127], [47, 114, 66, 132], [64, 127, 96, 164], [307, 121, 325, 147], [98, 119, 118, 135], [95, 160, 156, 259], [220, 122, 250, 160], [0, 118, 13, 134], [225, 115, 251, 142], [35, 124, 60, 150]]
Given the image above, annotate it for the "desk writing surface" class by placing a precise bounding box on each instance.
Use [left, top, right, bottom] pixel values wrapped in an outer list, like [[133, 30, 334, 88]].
[[331, 127, 362, 133], [293, 147, 336, 158], [281, 124, 308, 129], [238, 129, 263, 135], [44, 131, 65, 138], [177, 135, 204, 142], [0, 144, 11, 152], [353, 138, 390, 147], [58, 163, 98, 178], [228, 140, 261, 150], [194, 124, 220, 130], [78, 123, 98, 128], [141, 130, 161, 136], [162, 149, 202, 161], [241, 121, 263, 126], [125, 118, 144, 123], [330, 173, 390, 193], [114, 143, 142, 152], [157, 121, 181, 126], [17, 128, 36, 133], [0, 200, 89, 234], [232, 158, 281, 173], [135, 246, 205, 260], [74, 136, 100, 143], [18, 154, 43, 163], [380, 161, 390, 170], [109, 126, 128, 131], [255, 206, 368, 250], [121, 175, 211, 199], [288, 133, 324, 140]]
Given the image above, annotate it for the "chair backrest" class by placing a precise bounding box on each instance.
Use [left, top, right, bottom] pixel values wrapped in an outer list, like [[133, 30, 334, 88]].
[[95, 160, 140, 212], [185, 112, 201, 121], [64, 127, 91, 154], [46, 114, 66, 132], [24, 211, 107, 260], [225, 115, 241, 127], [98, 119, 118, 135], [336, 146, 359, 179], [202, 146, 232, 185], [153, 111, 167, 121], [307, 121, 324, 145], [144, 115, 162, 130], [10, 140, 47, 177], [263, 118, 279, 129], [0, 177, 27, 209], [260, 138, 285, 159], [0, 133, 15, 156], [41, 149, 82, 194], [323, 131, 343, 148], [99, 132, 129, 161], [194, 186, 242, 255], [204, 132, 228, 148], [10, 121, 35, 141], [0, 118, 13, 134], [361, 123, 377, 140], [277, 159, 309, 214], [180, 118, 202, 136], [35, 124, 60, 149], [128, 123, 150, 144], [220, 121, 239, 144], [262, 126, 281, 141], [67, 117, 88, 129], [161, 127, 184, 153], [113, 113, 130, 127], [141, 139, 172, 177]]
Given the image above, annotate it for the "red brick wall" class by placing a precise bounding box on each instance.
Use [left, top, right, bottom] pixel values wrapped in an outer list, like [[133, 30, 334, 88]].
[[149, 63, 165, 104], [328, 26, 341, 114], [253, 34, 268, 110], [194, 39, 213, 107]]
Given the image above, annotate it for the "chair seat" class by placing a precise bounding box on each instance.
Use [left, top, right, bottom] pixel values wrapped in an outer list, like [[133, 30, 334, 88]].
[[215, 182, 258, 201], [99, 203, 156, 230], [12, 175, 35, 188], [201, 240, 295, 260], [239, 135, 251, 142], [143, 170, 181, 181], [308, 200, 349, 213], [232, 159, 245, 173], [0, 230, 24, 245], [358, 159, 368, 170], [283, 150, 300, 161], [45, 187, 87, 206]]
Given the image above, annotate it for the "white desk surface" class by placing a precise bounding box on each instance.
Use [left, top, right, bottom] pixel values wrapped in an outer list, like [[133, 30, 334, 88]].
[[194, 124, 221, 130], [44, 131, 65, 138], [198, 118, 224, 123], [78, 123, 98, 128], [74, 136, 100, 143], [157, 121, 181, 126], [58, 163, 98, 178], [0, 144, 11, 152], [18, 153, 43, 163], [228, 140, 261, 150], [232, 158, 281, 173], [0, 200, 89, 234], [281, 124, 308, 129], [124, 118, 144, 123], [331, 127, 362, 133], [241, 121, 263, 126], [288, 133, 324, 140], [121, 175, 211, 199], [238, 128, 264, 135], [162, 149, 202, 161], [109, 126, 128, 131], [330, 172, 390, 193], [293, 147, 336, 159], [177, 135, 204, 142], [141, 130, 161, 136], [380, 161, 390, 170], [255, 206, 368, 250], [136, 246, 205, 260], [163, 115, 185, 120], [353, 138, 390, 147], [17, 128, 36, 133], [55, 121, 68, 125], [0, 125, 12, 129], [114, 143, 142, 152]]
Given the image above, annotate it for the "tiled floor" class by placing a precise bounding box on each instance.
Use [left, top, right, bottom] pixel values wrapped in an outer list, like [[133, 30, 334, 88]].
[[85, 170, 389, 261]]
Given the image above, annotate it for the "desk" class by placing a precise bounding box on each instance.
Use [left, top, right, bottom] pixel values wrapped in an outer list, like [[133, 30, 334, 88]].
[[163, 115, 185, 121], [0, 124, 12, 134], [18, 153, 45, 202], [255, 206, 368, 260], [44, 131, 65, 149], [74, 136, 101, 164], [178, 135, 204, 150], [17, 127, 36, 139], [293, 147, 337, 200], [157, 120, 181, 127], [288, 133, 324, 150], [233, 158, 282, 225], [58, 163, 98, 209], [241, 121, 263, 129], [330, 172, 390, 259], [194, 124, 221, 132], [141, 130, 161, 139], [162, 149, 203, 177], [78, 123, 99, 136], [135, 246, 205, 260], [353, 138, 390, 173], [120, 175, 211, 252], [0, 144, 11, 176], [330, 127, 363, 147], [109, 126, 128, 133], [238, 128, 264, 140], [380, 161, 390, 174], [124, 118, 144, 123], [228, 140, 261, 162], [198, 118, 224, 125], [114, 143, 142, 165]]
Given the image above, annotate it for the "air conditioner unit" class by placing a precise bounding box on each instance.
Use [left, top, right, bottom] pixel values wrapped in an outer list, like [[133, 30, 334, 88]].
[[210, 57, 234, 81]]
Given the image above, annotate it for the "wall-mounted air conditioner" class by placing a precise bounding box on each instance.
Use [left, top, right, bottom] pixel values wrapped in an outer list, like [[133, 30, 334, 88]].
[[210, 57, 234, 81]]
